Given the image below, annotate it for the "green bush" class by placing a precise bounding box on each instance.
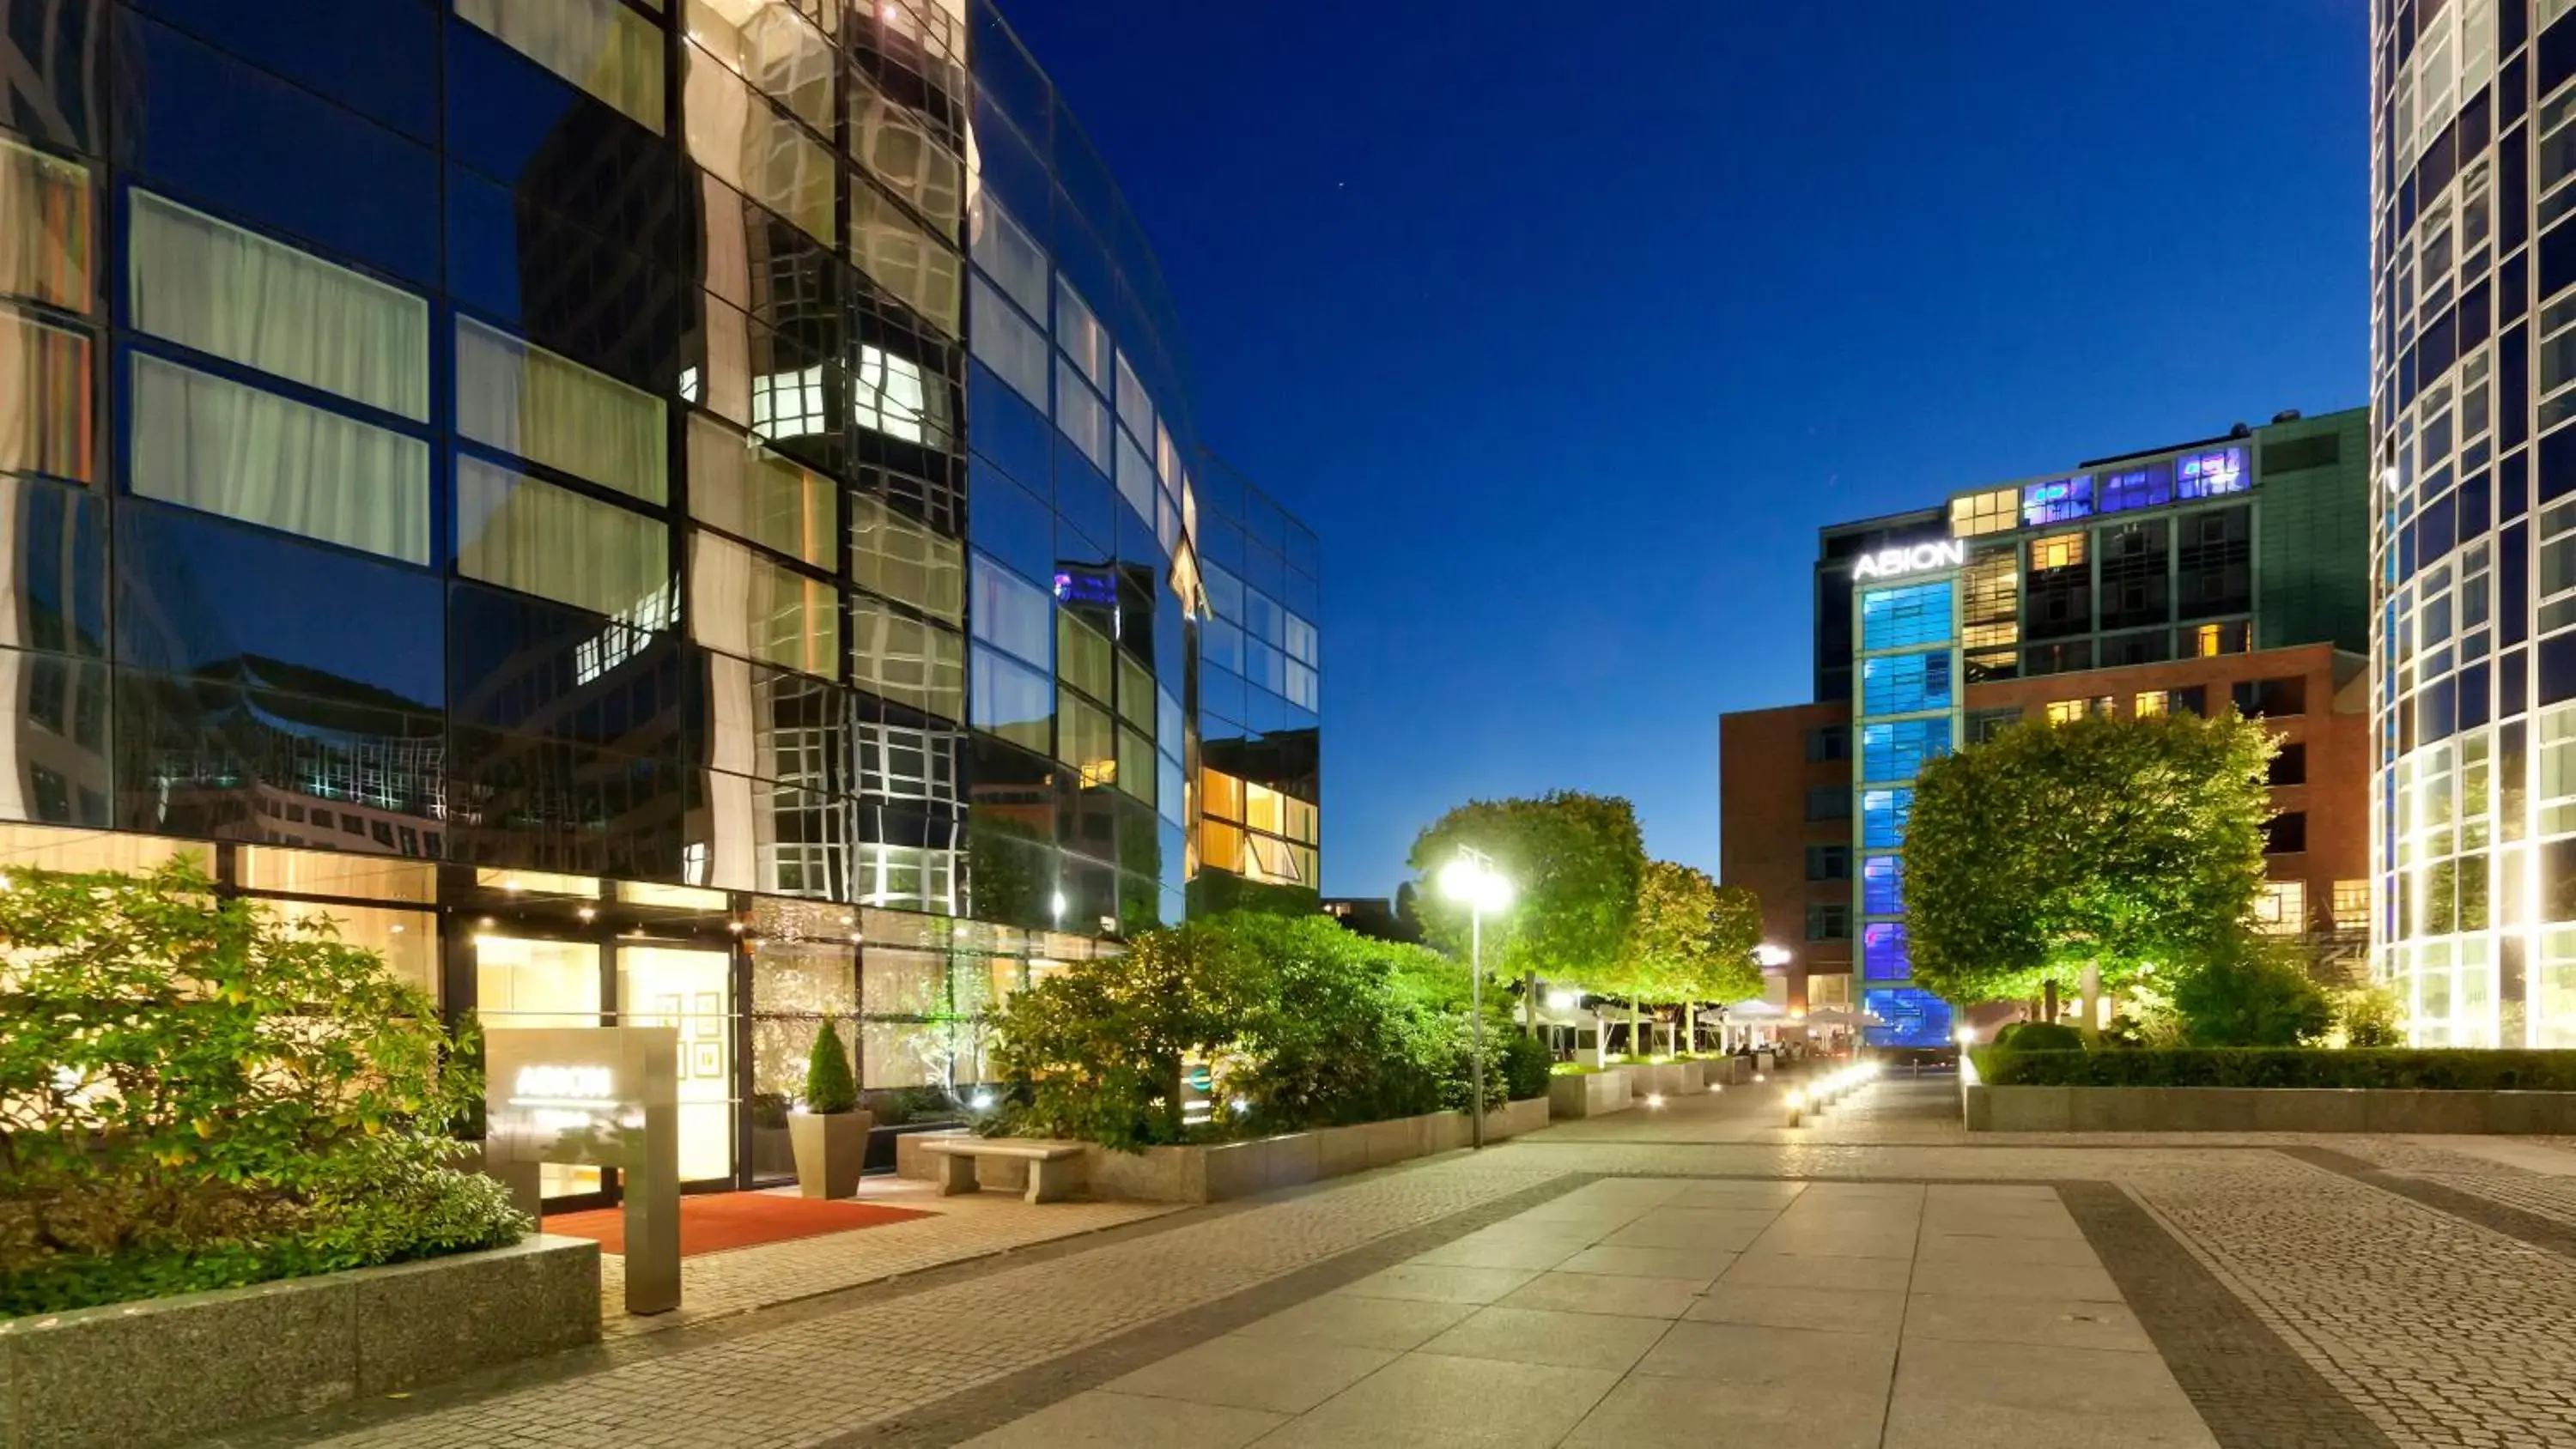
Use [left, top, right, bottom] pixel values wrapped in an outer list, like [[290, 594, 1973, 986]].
[[2172, 936, 2332, 1046], [804, 1021, 860, 1114], [1499, 1033, 1554, 1101], [2332, 985, 2405, 1048], [1994, 1021, 2086, 1052], [1972, 1047, 2576, 1090], [0, 859, 526, 1316]]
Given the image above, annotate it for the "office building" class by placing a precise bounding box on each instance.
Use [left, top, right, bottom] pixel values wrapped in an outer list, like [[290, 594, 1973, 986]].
[[1722, 409, 2372, 1044], [0, 0, 1321, 1199], [2367, 1, 2576, 1045]]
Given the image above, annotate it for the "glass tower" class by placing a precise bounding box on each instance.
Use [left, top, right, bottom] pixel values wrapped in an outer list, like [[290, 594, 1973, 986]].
[[2369, 0, 2570, 1045]]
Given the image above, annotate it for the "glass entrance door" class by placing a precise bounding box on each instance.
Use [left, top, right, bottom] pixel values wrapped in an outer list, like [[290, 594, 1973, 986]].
[[617, 944, 737, 1187], [475, 934, 608, 1204]]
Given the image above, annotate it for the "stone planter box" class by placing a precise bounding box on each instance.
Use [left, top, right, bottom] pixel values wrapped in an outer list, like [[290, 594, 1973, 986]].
[[1965, 1084, 2576, 1133], [1549, 1070, 1633, 1119], [0, 1234, 598, 1449], [896, 1099, 1552, 1204]]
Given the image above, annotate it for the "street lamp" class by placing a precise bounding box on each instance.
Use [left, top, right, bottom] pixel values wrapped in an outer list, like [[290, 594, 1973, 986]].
[[1440, 846, 1513, 1149], [1753, 943, 1792, 968]]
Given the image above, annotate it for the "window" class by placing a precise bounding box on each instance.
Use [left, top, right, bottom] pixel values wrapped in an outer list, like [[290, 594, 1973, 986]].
[[1806, 902, 1850, 942], [969, 554, 1049, 667], [848, 494, 963, 625], [2253, 880, 2307, 935], [2269, 743, 2307, 786], [2031, 532, 2086, 571], [2265, 812, 2308, 854], [848, 70, 963, 234], [2020, 476, 2093, 527], [1805, 844, 1850, 882], [1056, 355, 1108, 471], [0, 134, 89, 312], [130, 190, 429, 421], [1860, 580, 1953, 651], [2233, 677, 2309, 717], [852, 343, 951, 449], [1057, 613, 1112, 700], [2186, 621, 2249, 657], [970, 646, 1050, 752], [1804, 785, 1850, 822], [1949, 487, 2016, 537], [690, 531, 836, 678], [458, 0, 664, 132], [1115, 348, 1153, 447], [1803, 725, 1850, 762], [2098, 464, 2173, 513], [1966, 707, 2020, 743], [130, 354, 428, 563], [1117, 726, 1155, 807], [456, 458, 664, 620], [2332, 879, 2371, 931], [1861, 718, 1948, 783], [1054, 276, 1107, 386], [1860, 922, 1910, 981], [683, 45, 830, 244], [689, 413, 834, 569], [1117, 652, 1154, 732], [2044, 700, 2087, 724], [1056, 688, 1114, 785], [851, 596, 963, 719], [2134, 691, 2168, 717], [1860, 788, 1911, 847], [0, 311, 93, 482], [456, 318, 666, 503], [969, 192, 1047, 321], [969, 276, 1048, 408], [1860, 652, 1951, 715], [1862, 854, 1903, 914], [2174, 446, 2250, 498], [848, 184, 962, 336]]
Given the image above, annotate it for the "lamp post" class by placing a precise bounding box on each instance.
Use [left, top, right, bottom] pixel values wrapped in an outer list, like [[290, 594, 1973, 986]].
[[1439, 846, 1513, 1149]]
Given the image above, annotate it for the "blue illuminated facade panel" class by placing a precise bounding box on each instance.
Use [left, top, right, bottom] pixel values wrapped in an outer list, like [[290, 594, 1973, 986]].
[[1852, 565, 1961, 1047]]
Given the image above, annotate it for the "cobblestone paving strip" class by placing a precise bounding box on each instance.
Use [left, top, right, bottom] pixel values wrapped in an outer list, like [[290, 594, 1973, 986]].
[[2280, 1145, 2576, 1259], [826, 1173, 1597, 1448], [2062, 1180, 2394, 1449]]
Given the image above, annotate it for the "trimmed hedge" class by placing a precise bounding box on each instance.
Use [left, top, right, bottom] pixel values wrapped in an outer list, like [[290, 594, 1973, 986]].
[[1974, 1047, 2576, 1091]]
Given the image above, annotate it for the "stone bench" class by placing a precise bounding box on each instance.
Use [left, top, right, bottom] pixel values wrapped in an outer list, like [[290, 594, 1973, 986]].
[[920, 1137, 1087, 1203]]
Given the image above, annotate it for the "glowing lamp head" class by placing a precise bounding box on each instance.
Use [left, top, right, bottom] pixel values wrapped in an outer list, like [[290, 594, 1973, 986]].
[[1645, 1093, 1665, 1108], [1546, 990, 1579, 1012], [1953, 1027, 1978, 1046], [1753, 943, 1792, 967], [1438, 857, 1513, 912]]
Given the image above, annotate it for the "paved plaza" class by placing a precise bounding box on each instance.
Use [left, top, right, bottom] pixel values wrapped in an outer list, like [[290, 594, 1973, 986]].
[[203, 1071, 2576, 1449]]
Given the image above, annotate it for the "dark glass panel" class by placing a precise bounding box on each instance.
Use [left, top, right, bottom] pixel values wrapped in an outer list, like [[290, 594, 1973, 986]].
[[446, 580, 684, 757], [1054, 438, 1116, 559], [117, 502, 442, 709], [115, 665, 442, 849], [113, 13, 438, 284], [684, 645, 862, 791], [0, 473, 103, 658], [131, 0, 436, 142], [2174, 506, 2253, 619], [444, 24, 683, 270], [965, 458, 1053, 584], [966, 360, 1051, 494], [3, 0, 101, 153], [447, 163, 688, 393], [0, 645, 107, 824], [445, 731, 690, 881]]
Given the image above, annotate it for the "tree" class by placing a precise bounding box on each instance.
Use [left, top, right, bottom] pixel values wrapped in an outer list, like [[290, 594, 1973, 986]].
[[1406, 792, 1648, 991], [2172, 933, 2333, 1046], [1904, 710, 2275, 1012], [803, 1022, 859, 1114], [1599, 863, 1764, 1053]]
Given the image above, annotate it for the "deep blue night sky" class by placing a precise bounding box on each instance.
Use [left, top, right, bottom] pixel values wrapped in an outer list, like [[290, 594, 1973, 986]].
[[1000, 1, 2370, 899]]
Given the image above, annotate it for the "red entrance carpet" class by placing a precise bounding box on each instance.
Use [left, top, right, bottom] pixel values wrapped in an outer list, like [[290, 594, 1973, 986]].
[[542, 1192, 936, 1258]]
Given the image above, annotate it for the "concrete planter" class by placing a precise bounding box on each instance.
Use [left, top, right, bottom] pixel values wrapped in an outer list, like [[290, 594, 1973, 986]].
[[789, 1109, 874, 1198], [896, 1099, 1554, 1204], [1966, 1083, 2576, 1133], [0, 1235, 598, 1449], [1548, 1070, 1633, 1119]]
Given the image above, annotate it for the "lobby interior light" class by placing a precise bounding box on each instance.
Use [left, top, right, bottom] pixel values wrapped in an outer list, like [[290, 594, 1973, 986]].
[[1753, 943, 1792, 967]]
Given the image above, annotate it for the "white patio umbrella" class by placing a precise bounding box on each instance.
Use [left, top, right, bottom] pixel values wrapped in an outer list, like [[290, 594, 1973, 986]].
[[1804, 1008, 1886, 1028]]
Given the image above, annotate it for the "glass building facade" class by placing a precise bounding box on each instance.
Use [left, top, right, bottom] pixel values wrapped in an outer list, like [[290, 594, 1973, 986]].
[[0, 0, 1321, 1197], [2369, 0, 2576, 1046]]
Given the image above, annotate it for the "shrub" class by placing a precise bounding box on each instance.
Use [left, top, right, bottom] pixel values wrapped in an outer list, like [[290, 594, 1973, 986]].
[[804, 1021, 860, 1114], [0, 859, 526, 1315], [2332, 985, 2405, 1048], [2172, 936, 2331, 1046], [1499, 1033, 1554, 1101], [1972, 1047, 2576, 1090], [1994, 1021, 2086, 1052]]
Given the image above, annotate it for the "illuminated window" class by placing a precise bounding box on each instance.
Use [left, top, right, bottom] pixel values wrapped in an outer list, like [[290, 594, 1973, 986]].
[[2044, 700, 2087, 724], [1056, 688, 1115, 786], [1200, 767, 1244, 823], [853, 344, 951, 449], [1861, 922, 1910, 980], [456, 317, 667, 503], [2031, 532, 2086, 571], [2253, 879, 2307, 935], [1949, 487, 2018, 537], [848, 494, 963, 624], [2020, 476, 2093, 527], [1198, 818, 1243, 874], [2134, 691, 2168, 717], [1861, 581, 1953, 651], [1861, 718, 1949, 784], [460, 0, 664, 131], [693, 414, 836, 570], [2175, 446, 2250, 499], [2099, 464, 2173, 513], [2331, 879, 2371, 931], [1862, 854, 1903, 914], [1, 134, 89, 312], [2186, 621, 2249, 657], [1861, 652, 1952, 715], [1860, 788, 1911, 848], [849, 184, 962, 336]]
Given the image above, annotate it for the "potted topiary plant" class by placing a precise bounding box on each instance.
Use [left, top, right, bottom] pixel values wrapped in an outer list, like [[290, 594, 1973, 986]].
[[789, 1022, 872, 1198]]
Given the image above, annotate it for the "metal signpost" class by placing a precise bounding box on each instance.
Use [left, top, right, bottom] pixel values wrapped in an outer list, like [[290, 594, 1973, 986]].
[[484, 1027, 682, 1315]]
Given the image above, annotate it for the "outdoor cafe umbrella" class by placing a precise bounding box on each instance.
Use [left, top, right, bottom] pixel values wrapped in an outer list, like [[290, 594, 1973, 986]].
[[1802, 1008, 1886, 1028]]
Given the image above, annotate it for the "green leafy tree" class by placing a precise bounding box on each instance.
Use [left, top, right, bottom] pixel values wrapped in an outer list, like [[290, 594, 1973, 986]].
[[1406, 791, 1647, 991], [803, 1021, 859, 1114], [987, 922, 1263, 1149], [2172, 933, 2334, 1046], [2331, 983, 2406, 1047], [1214, 913, 1455, 1128], [1905, 710, 2276, 1011], [0, 859, 525, 1313], [1599, 864, 1765, 1053]]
